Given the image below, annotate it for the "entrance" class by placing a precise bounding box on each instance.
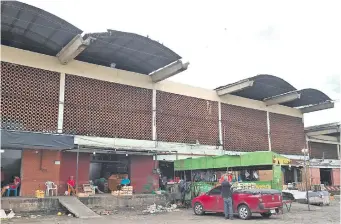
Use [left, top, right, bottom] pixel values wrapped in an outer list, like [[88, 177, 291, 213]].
[[1, 149, 22, 191], [159, 161, 174, 190], [320, 168, 332, 186], [89, 153, 130, 193]]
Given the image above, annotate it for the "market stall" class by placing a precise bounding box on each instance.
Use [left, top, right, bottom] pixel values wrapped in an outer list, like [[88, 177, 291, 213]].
[[174, 151, 291, 197]]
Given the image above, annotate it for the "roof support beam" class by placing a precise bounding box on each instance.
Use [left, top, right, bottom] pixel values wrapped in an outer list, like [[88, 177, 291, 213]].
[[216, 80, 254, 96], [264, 91, 300, 106], [306, 129, 339, 136], [150, 60, 189, 82], [308, 135, 339, 142], [56, 34, 93, 65], [300, 101, 334, 114]]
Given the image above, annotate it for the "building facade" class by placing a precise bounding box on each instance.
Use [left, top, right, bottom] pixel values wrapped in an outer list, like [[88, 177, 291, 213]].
[[0, 1, 336, 196], [305, 123, 340, 188]]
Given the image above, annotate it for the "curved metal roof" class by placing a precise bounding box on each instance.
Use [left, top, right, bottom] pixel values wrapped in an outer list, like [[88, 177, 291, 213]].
[[282, 88, 332, 107], [1, 1, 182, 75], [1, 1, 82, 56], [215, 74, 332, 108], [78, 30, 181, 74], [228, 74, 297, 100]]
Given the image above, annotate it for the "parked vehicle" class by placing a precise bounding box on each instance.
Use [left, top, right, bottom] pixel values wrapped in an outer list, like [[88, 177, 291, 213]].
[[192, 186, 282, 220]]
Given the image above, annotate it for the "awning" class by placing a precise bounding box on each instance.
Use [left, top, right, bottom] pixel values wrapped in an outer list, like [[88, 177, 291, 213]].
[[0, 129, 74, 150]]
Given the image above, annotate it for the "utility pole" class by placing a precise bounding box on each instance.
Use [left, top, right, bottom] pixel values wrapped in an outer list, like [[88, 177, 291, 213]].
[[302, 148, 310, 211], [75, 145, 80, 196]]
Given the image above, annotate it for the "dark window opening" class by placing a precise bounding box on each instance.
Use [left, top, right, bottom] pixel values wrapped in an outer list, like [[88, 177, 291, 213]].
[[320, 168, 332, 186]]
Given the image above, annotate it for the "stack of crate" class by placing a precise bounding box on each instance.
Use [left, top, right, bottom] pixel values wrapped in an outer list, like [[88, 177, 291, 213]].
[[111, 186, 133, 196]]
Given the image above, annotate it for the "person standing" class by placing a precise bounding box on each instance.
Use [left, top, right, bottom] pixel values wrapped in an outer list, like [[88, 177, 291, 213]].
[[221, 176, 234, 220]]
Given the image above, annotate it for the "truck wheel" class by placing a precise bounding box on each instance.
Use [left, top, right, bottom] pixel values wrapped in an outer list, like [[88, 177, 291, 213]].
[[193, 202, 205, 215], [238, 204, 251, 220], [261, 213, 272, 218]]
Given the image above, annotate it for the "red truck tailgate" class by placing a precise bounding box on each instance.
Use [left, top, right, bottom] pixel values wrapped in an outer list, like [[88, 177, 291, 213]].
[[261, 192, 282, 208]]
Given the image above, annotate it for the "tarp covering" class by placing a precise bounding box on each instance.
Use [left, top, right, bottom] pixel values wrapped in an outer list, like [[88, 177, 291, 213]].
[[0, 129, 74, 150]]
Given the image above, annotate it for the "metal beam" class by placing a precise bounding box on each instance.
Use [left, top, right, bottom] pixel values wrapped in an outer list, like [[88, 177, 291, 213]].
[[300, 101, 334, 113], [56, 34, 94, 65], [307, 135, 339, 144], [216, 80, 254, 96], [150, 60, 189, 82], [306, 129, 339, 136], [264, 91, 300, 106]]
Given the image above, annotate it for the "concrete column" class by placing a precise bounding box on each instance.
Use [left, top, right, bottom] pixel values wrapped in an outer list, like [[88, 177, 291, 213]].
[[266, 111, 272, 151], [57, 73, 66, 133], [152, 89, 157, 141], [294, 168, 298, 182], [218, 101, 223, 147], [337, 144, 340, 159]]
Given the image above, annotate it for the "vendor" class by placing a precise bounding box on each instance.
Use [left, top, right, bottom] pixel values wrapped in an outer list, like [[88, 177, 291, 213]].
[[67, 176, 76, 195], [1, 175, 20, 196], [120, 174, 131, 186]]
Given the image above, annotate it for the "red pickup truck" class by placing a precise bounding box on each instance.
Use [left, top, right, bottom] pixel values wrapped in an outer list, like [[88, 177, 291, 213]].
[[192, 186, 282, 220]]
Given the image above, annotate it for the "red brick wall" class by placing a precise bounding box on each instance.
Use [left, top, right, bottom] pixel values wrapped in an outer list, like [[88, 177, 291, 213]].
[[59, 152, 91, 194], [310, 168, 321, 185], [269, 113, 305, 155], [63, 75, 152, 140], [1, 62, 60, 132], [21, 150, 62, 196], [221, 104, 268, 151], [332, 169, 340, 186], [20, 150, 90, 196], [130, 156, 159, 193], [310, 142, 338, 159], [156, 91, 219, 145]]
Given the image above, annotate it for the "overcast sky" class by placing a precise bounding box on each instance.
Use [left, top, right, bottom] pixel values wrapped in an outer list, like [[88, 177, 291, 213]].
[[22, 0, 341, 127]]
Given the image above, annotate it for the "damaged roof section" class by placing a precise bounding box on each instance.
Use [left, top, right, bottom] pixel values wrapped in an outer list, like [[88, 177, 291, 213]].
[[79, 30, 182, 75], [215, 74, 333, 112], [1, 1, 184, 77], [1, 1, 82, 56]]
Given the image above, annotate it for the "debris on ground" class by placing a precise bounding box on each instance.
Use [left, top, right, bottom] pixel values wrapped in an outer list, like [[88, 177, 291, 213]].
[[0, 209, 17, 220], [0, 209, 8, 219], [142, 203, 180, 214], [95, 210, 114, 215], [30, 215, 37, 219]]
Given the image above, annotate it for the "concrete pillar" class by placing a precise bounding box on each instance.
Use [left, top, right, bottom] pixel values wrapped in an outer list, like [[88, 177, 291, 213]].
[[57, 73, 66, 133], [294, 168, 298, 182], [218, 101, 223, 147], [337, 144, 340, 159], [152, 89, 157, 141], [266, 111, 272, 151]]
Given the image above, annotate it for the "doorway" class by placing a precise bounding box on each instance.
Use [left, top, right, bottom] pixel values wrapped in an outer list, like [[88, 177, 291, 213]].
[[159, 161, 174, 180], [1, 149, 22, 188], [320, 168, 332, 186]]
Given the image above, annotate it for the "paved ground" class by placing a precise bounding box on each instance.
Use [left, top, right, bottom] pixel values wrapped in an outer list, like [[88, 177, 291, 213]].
[[3, 201, 340, 224]]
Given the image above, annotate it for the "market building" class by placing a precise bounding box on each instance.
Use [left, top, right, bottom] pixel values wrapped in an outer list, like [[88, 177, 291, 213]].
[[305, 123, 340, 189], [0, 1, 335, 196]]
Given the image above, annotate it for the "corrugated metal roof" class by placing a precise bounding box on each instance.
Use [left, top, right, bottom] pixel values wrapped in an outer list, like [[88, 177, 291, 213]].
[[215, 74, 332, 108], [1, 1, 182, 75], [78, 30, 181, 74], [283, 88, 332, 107], [1, 1, 82, 56]]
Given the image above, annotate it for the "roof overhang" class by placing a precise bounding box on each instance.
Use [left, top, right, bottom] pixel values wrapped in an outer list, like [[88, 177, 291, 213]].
[[264, 91, 301, 106], [1, 2, 184, 75], [299, 101, 335, 113], [0, 129, 74, 150], [215, 79, 254, 96], [214, 75, 333, 112], [150, 60, 189, 82], [305, 122, 340, 144]]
